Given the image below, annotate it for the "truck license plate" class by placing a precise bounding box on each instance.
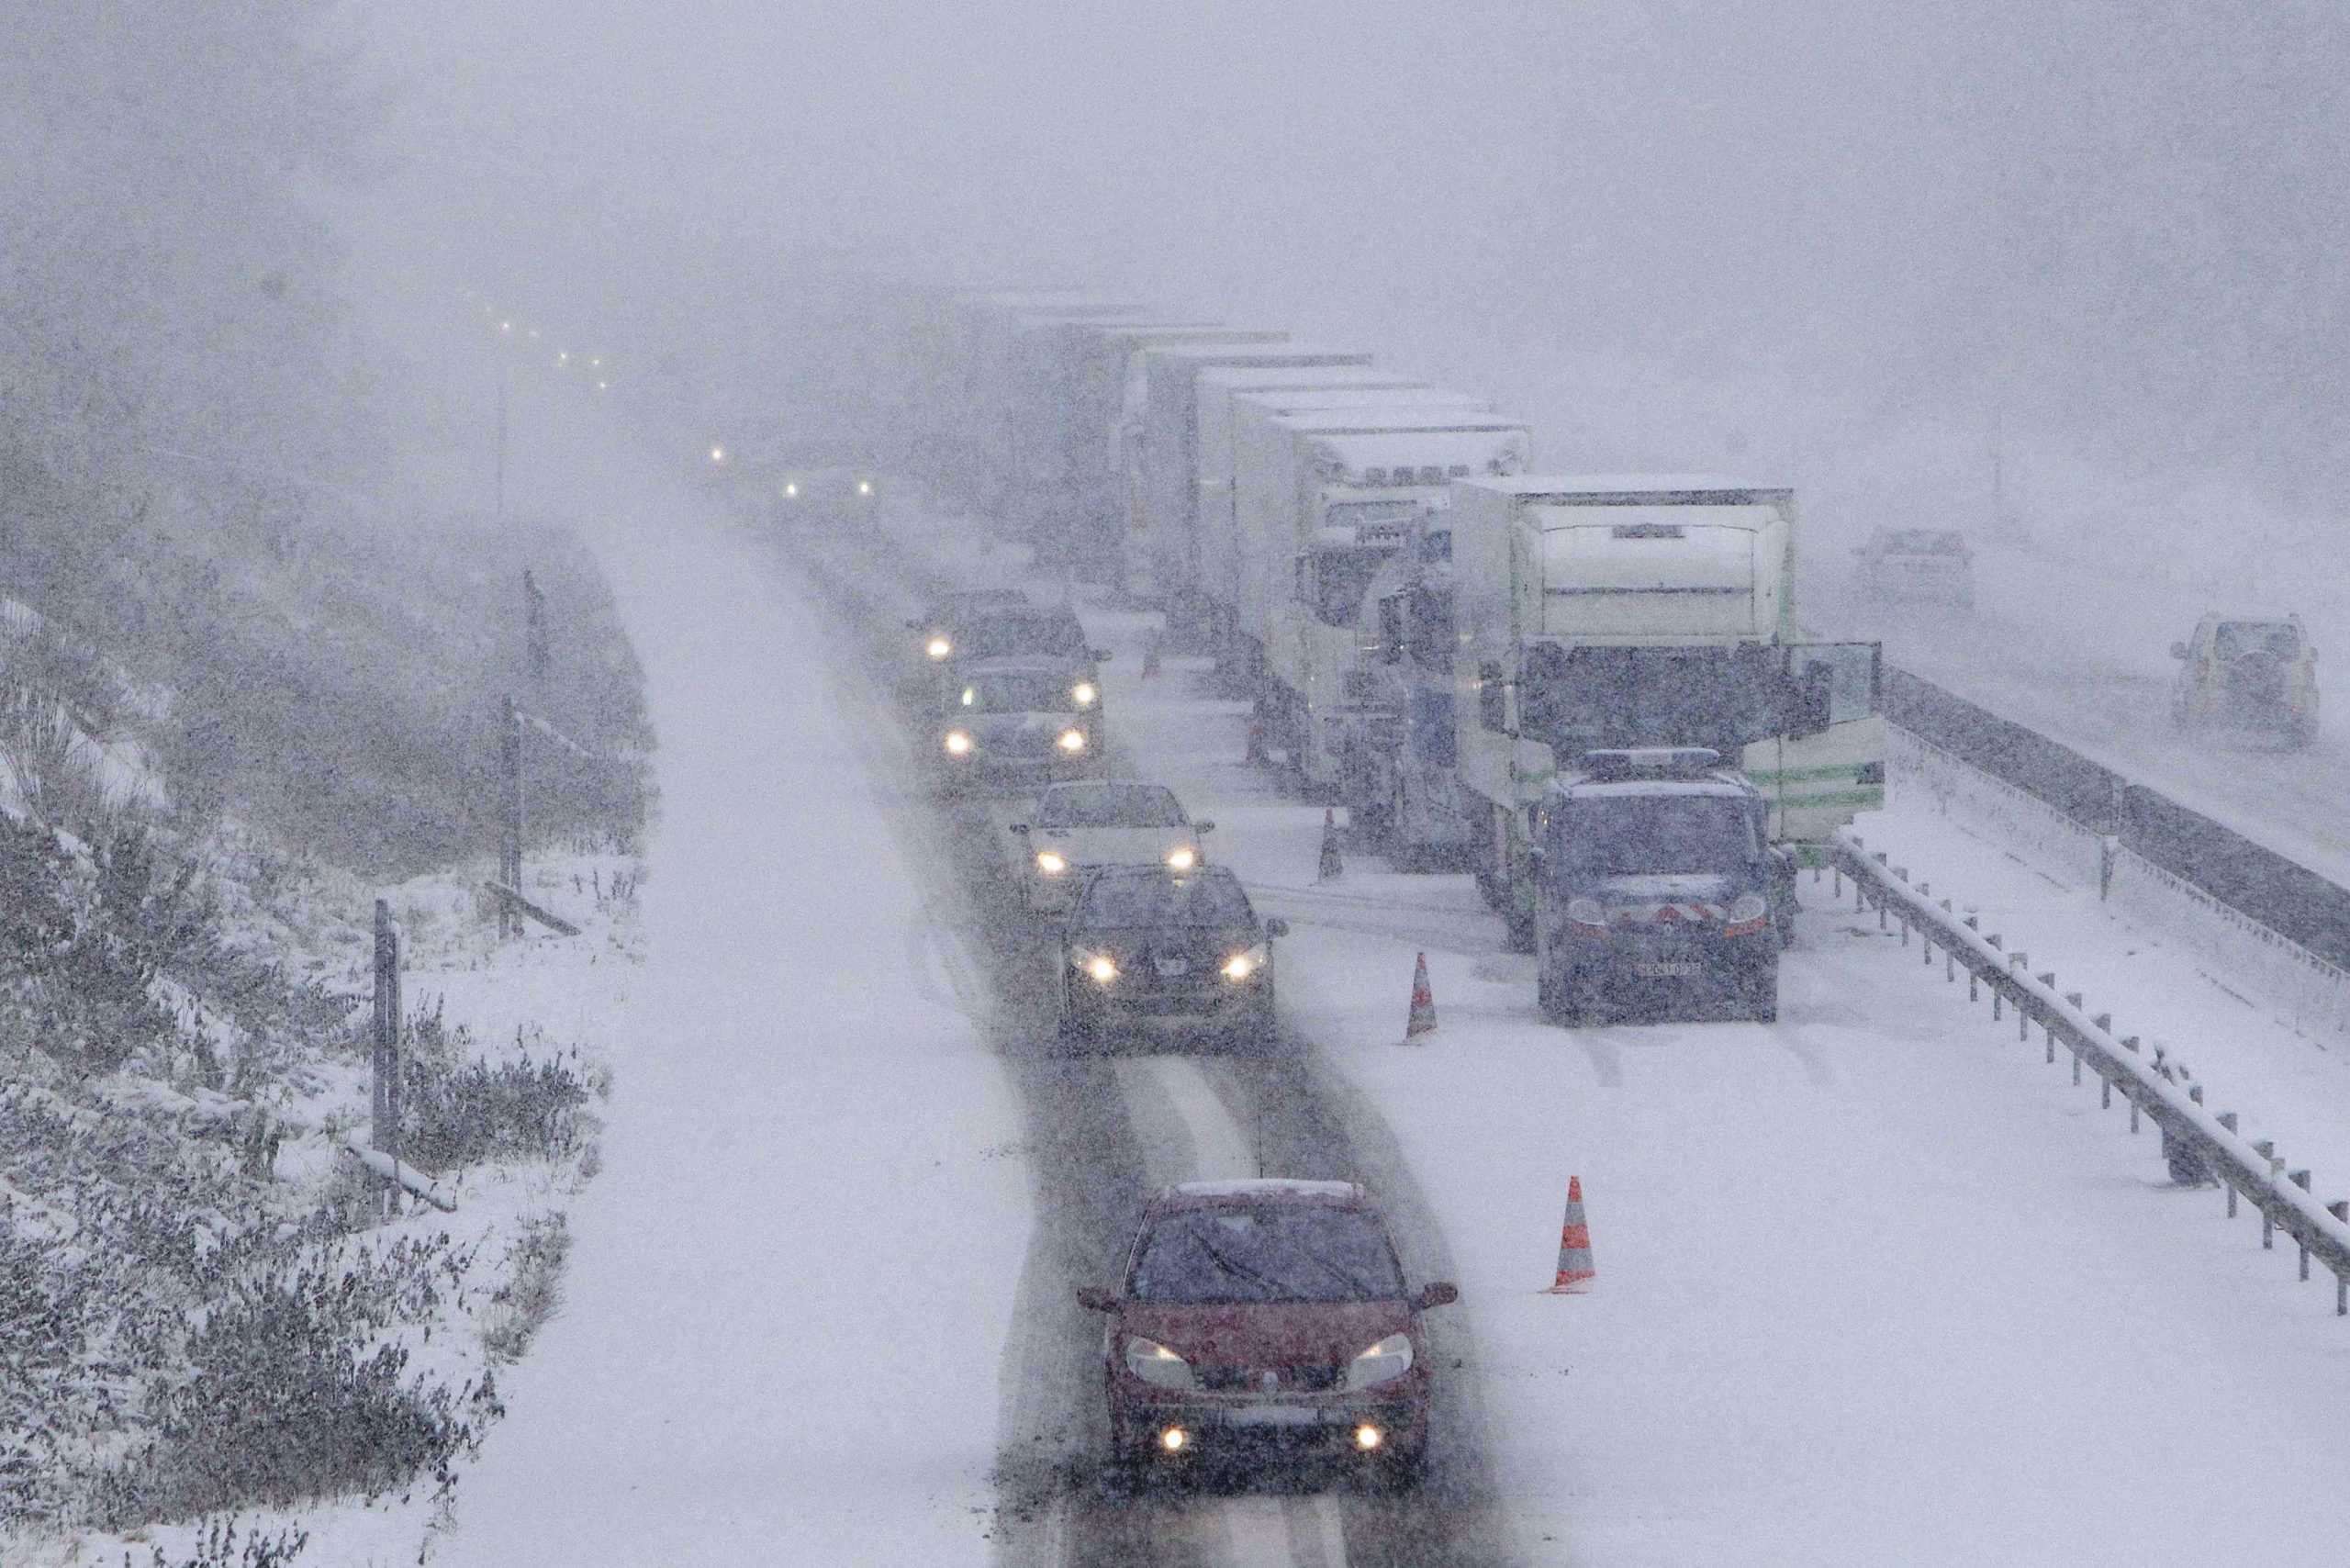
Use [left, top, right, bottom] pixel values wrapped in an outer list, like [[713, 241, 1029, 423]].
[[1155, 957, 1190, 977], [1634, 960, 1702, 978]]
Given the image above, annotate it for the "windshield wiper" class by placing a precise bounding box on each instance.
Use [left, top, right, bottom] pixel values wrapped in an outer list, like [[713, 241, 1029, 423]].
[[1192, 1235, 1290, 1301]]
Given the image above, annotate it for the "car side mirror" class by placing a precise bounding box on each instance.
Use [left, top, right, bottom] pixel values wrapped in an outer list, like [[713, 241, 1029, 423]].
[[1075, 1285, 1118, 1313], [1091, 648, 1113, 663], [1415, 1282, 1459, 1310], [1009, 823, 1030, 835], [2169, 641, 2188, 660], [906, 619, 922, 630], [1194, 821, 1215, 834], [1264, 917, 1290, 939]]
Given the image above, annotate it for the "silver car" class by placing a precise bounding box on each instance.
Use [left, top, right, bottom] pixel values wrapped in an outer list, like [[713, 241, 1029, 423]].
[[1012, 781, 1212, 913]]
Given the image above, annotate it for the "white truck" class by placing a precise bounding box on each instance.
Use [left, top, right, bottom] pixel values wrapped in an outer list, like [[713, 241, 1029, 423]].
[[1196, 381, 1488, 660], [1125, 342, 1375, 625], [1231, 409, 1532, 793], [1445, 476, 1884, 946]]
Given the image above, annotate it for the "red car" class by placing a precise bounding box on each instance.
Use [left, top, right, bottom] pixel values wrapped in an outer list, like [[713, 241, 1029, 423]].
[[1077, 1179, 1458, 1484]]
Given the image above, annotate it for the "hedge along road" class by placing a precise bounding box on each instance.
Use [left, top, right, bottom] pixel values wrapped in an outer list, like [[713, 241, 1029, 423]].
[[778, 517, 1515, 1568]]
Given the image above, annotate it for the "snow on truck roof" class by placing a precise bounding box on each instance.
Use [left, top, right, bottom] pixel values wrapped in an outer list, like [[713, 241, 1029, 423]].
[[1164, 1179, 1366, 1204], [1144, 342, 1376, 368], [1309, 428, 1531, 476], [1198, 364, 1423, 392], [1469, 473, 1790, 499]]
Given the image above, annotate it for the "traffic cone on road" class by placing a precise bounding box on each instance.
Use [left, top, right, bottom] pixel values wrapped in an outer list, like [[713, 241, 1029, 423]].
[[1547, 1177, 1595, 1294], [1246, 719, 1268, 765], [1318, 809, 1343, 881], [1404, 951, 1437, 1039]]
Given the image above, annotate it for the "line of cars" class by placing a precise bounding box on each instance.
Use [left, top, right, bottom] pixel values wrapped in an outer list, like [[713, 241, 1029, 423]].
[[894, 600, 1449, 1484], [903, 597, 1292, 1052]]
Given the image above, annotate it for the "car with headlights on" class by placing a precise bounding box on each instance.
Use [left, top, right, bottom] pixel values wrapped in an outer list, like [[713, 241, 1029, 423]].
[[1076, 1179, 1457, 1485], [1011, 781, 1214, 914], [1057, 865, 1285, 1047], [908, 589, 1032, 685], [935, 657, 1100, 790], [938, 605, 1106, 716], [1534, 748, 1789, 1025]]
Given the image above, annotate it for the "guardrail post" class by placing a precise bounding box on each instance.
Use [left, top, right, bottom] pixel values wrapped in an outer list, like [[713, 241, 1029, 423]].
[[2292, 1170, 2313, 1279], [2218, 1114, 2240, 1215], [2333, 1204, 2350, 1308], [2255, 1140, 2277, 1247], [2098, 834, 2119, 899]]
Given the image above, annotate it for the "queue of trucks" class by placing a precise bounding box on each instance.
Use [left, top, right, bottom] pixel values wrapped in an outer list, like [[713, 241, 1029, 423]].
[[834, 285, 1886, 1019]]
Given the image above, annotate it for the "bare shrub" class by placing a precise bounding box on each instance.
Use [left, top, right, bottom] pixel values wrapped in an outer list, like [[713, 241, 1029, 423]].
[[482, 1213, 571, 1363]]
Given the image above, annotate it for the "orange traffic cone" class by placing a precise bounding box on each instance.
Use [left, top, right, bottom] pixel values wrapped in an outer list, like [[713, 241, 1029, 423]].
[[1547, 1176, 1595, 1293], [1404, 951, 1437, 1039], [1318, 808, 1343, 881]]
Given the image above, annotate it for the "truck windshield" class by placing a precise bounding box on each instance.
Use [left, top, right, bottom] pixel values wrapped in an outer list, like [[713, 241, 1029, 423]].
[[1555, 796, 1758, 877], [1522, 644, 1778, 754], [1312, 546, 1387, 627]]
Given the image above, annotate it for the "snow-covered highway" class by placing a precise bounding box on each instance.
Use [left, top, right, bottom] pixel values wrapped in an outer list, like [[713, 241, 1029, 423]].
[[438, 389, 2350, 1565]]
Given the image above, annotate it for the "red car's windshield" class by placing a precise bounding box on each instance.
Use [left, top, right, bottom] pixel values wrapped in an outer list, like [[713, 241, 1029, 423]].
[[1131, 1205, 1405, 1304]]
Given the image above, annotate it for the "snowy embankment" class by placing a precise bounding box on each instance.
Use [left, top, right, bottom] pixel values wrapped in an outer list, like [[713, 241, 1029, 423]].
[[431, 389, 1029, 1566], [871, 498, 2350, 1566], [11, 840, 636, 1568]]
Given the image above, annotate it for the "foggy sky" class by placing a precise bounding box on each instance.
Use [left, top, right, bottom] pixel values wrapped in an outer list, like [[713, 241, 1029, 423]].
[[353, 1, 2350, 505]]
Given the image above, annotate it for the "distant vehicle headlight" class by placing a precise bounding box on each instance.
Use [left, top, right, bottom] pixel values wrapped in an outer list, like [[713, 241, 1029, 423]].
[[1343, 1333, 1414, 1391], [926, 635, 953, 660], [1165, 846, 1197, 870], [1071, 681, 1098, 707], [783, 482, 799, 498], [857, 478, 874, 497], [1075, 950, 1118, 985], [1035, 850, 1068, 875], [1222, 944, 1268, 981], [1125, 1337, 1194, 1390], [944, 730, 974, 756], [1057, 728, 1087, 753], [1566, 896, 1607, 930]]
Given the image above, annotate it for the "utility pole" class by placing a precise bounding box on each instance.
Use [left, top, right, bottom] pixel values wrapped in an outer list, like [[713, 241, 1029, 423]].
[[372, 898, 402, 1163], [495, 369, 509, 518], [523, 568, 549, 685], [498, 695, 523, 938]]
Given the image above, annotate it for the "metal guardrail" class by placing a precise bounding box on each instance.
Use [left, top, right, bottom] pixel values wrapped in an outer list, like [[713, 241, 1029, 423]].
[[1834, 827, 2350, 1315]]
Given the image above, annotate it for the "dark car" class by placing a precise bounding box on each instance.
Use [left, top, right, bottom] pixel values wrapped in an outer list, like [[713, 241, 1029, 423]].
[[759, 440, 883, 530], [908, 589, 1033, 674], [1076, 1179, 1457, 1484], [1058, 865, 1286, 1047], [1534, 748, 1788, 1025], [934, 657, 1100, 790], [946, 606, 1105, 696]]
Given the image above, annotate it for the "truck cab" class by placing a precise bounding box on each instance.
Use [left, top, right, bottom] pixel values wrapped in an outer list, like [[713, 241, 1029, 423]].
[[1533, 748, 1788, 1025], [1449, 476, 1884, 948]]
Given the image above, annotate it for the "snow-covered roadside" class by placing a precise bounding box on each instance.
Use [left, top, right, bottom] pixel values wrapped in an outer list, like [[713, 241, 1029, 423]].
[[1096, 623, 2350, 1566], [866, 498, 2350, 1564], [430, 387, 1031, 1566], [1854, 772, 2350, 1243], [13, 841, 636, 1568]]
